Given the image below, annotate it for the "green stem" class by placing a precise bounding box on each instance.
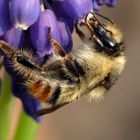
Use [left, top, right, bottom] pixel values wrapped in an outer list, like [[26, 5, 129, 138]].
[[0, 73, 14, 140], [14, 110, 39, 140]]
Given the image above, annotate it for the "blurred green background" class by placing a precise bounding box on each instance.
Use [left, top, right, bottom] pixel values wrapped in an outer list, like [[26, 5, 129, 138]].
[[9, 0, 140, 140]]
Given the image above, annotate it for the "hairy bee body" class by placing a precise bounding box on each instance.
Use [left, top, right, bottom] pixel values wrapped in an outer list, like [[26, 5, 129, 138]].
[[0, 13, 126, 116], [54, 47, 123, 105], [14, 38, 125, 105]]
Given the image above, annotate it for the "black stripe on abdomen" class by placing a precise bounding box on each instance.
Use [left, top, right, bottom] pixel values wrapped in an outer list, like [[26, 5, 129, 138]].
[[48, 86, 61, 105], [65, 60, 85, 77]]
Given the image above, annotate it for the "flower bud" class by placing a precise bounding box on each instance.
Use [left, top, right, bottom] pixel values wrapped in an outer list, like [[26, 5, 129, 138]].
[[3, 27, 24, 48], [0, 0, 11, 36], [105, 0, 117, 7], [57, 20, 72, 53], [97, 0, 104, 5], [10, 0, 40, 30], [12, 77, 40, 120], [30, 9, 61, 57], [93, 0, 101, 10], [51, 0, 93, 20]]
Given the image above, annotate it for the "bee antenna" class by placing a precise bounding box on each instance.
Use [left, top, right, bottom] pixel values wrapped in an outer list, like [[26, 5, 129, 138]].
[[47, 26, 66, 57], [91, 13, 107, 30], [94, 12, 114, 24], [90, 12, 113, 32]]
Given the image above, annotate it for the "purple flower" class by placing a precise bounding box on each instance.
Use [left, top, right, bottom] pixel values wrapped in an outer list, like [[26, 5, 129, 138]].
[[30, 9, 61, 57], [2, 27, 24, 48], [12, 77, 40, 120], [57, 20, 72, 53], [51, 0, 93, 20], [93, 0, 102, 10], [97, 0, 104, 5], [105, 0, 117, 7], [30, 9, 73, 57], [0, 0, 11, 36], [92, 0, 118, 10], [10, 0, 40, 30]]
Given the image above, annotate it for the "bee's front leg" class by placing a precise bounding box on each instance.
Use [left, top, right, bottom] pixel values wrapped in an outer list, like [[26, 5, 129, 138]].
[[48, 27, 66, 57], [48, 28, 80, 79]]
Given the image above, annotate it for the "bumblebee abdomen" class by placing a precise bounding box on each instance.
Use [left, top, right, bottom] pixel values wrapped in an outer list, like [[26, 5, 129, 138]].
[[27, 80, 51, 102]]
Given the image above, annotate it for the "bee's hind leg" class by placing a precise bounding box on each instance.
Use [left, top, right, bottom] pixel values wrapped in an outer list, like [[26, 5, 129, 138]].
[[35, 103, 68, 116], [0, 40, 42, 71]]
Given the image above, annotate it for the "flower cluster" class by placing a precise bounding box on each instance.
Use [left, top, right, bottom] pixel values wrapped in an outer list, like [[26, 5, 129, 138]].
[[0, 0, 117, 120]]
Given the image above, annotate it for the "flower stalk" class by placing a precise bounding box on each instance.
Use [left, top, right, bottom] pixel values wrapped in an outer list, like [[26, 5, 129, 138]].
[[0, 73, 14, 140], [13, 109, 39, 140]]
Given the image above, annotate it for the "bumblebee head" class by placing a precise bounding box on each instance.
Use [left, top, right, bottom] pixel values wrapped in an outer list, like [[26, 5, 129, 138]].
[[88, 13, 124, 56]]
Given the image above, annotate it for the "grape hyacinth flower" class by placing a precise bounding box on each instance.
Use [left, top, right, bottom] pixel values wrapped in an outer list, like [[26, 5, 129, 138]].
[[0, 0, 118, 121], [10, 0, 40, 30], [0, 0, 11, 36]]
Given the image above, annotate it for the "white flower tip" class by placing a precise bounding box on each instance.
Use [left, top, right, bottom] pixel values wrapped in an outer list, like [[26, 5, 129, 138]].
[[15, 23, 29, 30]]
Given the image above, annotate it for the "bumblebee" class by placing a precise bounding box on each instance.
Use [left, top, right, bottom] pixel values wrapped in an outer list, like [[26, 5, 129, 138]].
[[0, 12, 126, 116]]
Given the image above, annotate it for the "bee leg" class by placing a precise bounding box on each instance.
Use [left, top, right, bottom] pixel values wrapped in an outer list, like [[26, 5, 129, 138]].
[[48, 27, 66, 57], [0, 40, 42, 71], [81, 14, 94, 36], [48, 27, 80, 79], [82, 13, 107, 37], [91, 35, 104, 50], [90, 12, 108, 30], [64, 56, 80, 81], [35, 103, 68, 116]]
